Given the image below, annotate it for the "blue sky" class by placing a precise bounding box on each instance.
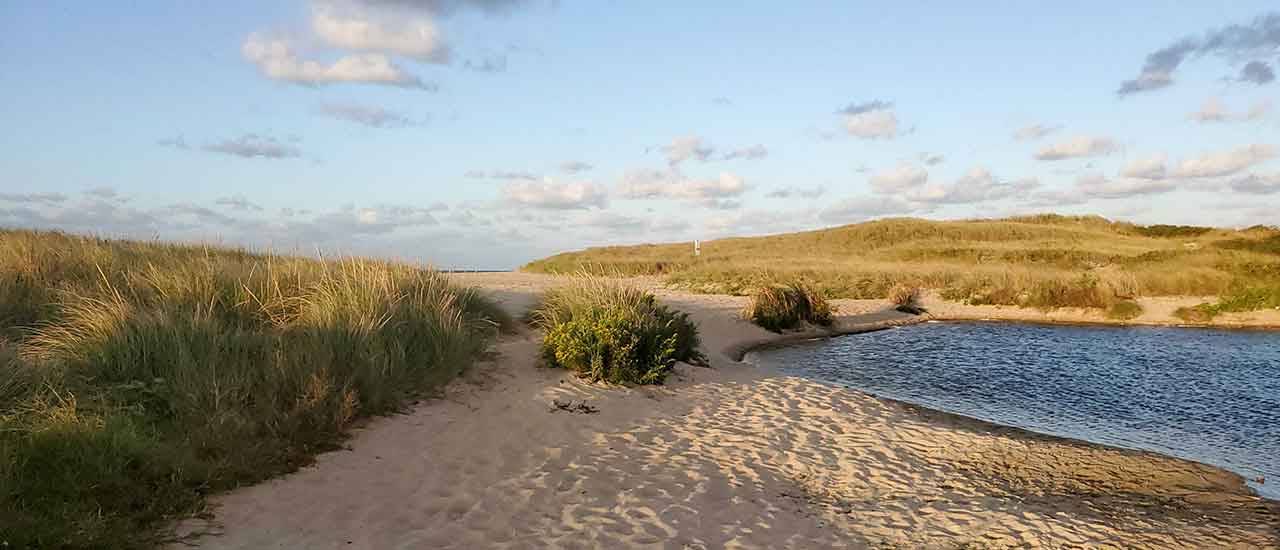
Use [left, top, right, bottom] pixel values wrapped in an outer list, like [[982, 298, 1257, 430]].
[[2, 2, 1278, 268]]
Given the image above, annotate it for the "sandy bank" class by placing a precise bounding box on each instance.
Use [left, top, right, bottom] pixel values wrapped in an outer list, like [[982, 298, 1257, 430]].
[[180, 272, 1279, 549]]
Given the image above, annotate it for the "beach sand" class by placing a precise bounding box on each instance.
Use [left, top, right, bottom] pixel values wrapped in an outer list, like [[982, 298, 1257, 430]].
[[178, 272, 1280, 549]]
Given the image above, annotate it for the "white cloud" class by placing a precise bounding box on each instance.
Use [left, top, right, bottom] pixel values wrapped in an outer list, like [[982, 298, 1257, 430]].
[[215, 195, 264, 212], [868, 163, 928, 193], [242, 33, 431, 89], [318, 103, 418, 127], [1074, 173, 1175, 199], [1119, 154, 1167, 180], [1033, 136, 1118, 161], [1013, 123, 1062, 141], [312, 6, 450, 63], [1229, 172, 1280, 195], [1171, 144, 1275, 178], [907, 168, 1038, 205], [843, 109, 898, 139], [721, 144, 768, 161], [202, 134, 302, 159], [0, 192, 68, 205], [662, 135, 714, 166], [618, 170, 747, 201], [560, 161, 593, 174], [1189, 98, 1271, 123], [765, 186, 825, 199], [502, 179, 607, 209]]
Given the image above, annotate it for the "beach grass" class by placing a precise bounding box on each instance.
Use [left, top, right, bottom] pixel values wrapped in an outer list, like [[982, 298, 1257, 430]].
[[531, 275, 704, 384], [525, 215, 1280, 312], [741, 282, 834, 332], [0, 229, 510, 549]]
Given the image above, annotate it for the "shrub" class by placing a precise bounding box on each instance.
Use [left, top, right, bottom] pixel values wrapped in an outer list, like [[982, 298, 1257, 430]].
[[887, 283, 926, 314], [741, 282, 833, 332], [1106, 300, 1143, 320], [1174, 303, 1218, 323], [0, 230, 507, 548], [532, 277, 705, 384]]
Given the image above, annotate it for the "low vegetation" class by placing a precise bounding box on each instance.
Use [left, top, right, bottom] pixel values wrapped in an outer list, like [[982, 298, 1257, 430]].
[[525, 215, 1280, 312], [888, 283, 926, 314], [1106, 300, 1144, 321], [742, 282, 834, 332], [0, 229, 510, 549], [531, 276, 705, 384]]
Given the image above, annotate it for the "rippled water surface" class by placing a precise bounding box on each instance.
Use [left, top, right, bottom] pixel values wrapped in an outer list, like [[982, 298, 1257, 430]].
[[749, 321, 1280, 499]]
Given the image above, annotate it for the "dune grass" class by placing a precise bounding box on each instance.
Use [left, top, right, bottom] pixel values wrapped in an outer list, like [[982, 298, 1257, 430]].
[[531, 275, 705, 384], [741, 282, 833, 332], [525, 215, 1280, 312], [0, 229, 511, 549]]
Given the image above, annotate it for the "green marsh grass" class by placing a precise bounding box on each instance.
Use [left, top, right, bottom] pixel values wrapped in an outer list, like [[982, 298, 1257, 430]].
[[0, 229, 509, 548], [741, 282, 834, 332]]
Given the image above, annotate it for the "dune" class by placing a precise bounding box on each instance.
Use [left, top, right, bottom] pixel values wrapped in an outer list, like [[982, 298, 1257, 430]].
[[179, 272, 1280, 549]]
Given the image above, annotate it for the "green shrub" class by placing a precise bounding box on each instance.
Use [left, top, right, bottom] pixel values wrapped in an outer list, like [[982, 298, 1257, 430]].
[[1106, 300, 1143, 320], [532, 277, 705, 384], [741, 282, 834, 332], [0, 229, 507, 548]]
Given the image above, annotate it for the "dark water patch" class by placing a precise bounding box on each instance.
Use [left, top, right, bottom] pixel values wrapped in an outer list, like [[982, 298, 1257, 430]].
[[748, 321, 1280, 499]]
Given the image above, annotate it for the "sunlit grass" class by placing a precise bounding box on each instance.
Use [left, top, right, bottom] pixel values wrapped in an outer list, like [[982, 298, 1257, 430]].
[[0, 229, 510, 548]]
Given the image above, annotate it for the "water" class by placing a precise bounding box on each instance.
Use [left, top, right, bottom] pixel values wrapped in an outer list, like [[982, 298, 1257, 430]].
[[748, 321, 1280, 500]]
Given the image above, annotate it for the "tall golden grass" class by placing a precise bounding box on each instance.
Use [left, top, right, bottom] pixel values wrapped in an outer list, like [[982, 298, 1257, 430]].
[[525, 215, 1280, 311], [0, 229, 510, 548]]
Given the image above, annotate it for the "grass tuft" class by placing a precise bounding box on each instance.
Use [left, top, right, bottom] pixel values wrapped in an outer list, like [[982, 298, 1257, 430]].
[[1106, 300, 1143, 321], [0, 229, 506, 548], [531, 275, 705, 384], [741, 282, 834, 332], [888, 283, 926, 314]]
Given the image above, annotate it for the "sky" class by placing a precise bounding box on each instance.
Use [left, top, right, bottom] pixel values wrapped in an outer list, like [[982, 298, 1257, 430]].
[[2, 2, 1279, 269]]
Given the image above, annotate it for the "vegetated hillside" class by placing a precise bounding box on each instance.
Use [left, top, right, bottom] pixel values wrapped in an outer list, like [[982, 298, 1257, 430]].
[[0, 229, 510, 548], [524, 215, 1280, 311]]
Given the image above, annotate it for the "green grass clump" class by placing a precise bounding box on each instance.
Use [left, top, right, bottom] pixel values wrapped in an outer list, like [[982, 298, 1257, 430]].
[[531, 276, 705, 384], [888, 283, 926, 314], [1106, 300, 1143, 320], [1174, 303, 1218, 323], [0, 229, 508, 548], [741, 282, 834, 332]]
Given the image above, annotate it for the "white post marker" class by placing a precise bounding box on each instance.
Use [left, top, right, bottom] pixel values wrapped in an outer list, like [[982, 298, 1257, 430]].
[[694, 239, 701, 257]]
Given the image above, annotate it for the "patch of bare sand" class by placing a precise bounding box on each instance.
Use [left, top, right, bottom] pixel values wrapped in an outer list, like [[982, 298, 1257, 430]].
[[180, 272, 1279, 549]]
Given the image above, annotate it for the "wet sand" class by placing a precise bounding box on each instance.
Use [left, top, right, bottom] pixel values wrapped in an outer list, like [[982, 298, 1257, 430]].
[[179, 272, 1280, 549]]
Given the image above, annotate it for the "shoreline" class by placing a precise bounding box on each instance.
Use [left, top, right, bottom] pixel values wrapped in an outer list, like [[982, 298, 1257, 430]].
[[186, 272, 1280, 549]]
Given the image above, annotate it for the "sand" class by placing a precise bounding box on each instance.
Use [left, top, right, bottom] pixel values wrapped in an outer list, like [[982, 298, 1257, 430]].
[[178, 272, 1280, 549]]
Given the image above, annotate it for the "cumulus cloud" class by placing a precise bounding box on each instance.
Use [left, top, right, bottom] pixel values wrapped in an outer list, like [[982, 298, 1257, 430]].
[[1013, 123, 1062, 141], [1117, 13, 1280, 96], [1120, 154, 1168, 180], [202, 134, 302, 159], [842, 108, 898, 139], [721, 144, 768, 161], [906, 168, 1039, 205], [1189, 97, 1271, 123], [311, 6, 450, 63], [1025, 189, 1090, 208], [818, 196, 917, 224], [1033, 136, 1118, 161], [1171, 144, 1275, 178], [346, 0, 533, 16], [1074, 173, 1175, 198], [318, 103, 418, 127], [662, 135, 714, 166], [1229, 172, 1280, 194], [242, 34, 432, 89], [618, 170, 747, 202], [572, 211, 648, 233], [765, 186, 825, 199], [502, 180, 607, 209], [868, 163, 928, 193], [919, 152, 945, 166], [560, 161, 593, 174]]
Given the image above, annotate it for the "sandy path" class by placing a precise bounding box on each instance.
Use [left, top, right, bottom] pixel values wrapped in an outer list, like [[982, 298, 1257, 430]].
[[180, 273, 1279, 549]]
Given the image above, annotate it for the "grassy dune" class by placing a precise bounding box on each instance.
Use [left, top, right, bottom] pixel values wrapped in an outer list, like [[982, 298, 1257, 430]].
[[0, 229, 510, 548], [525, 215, 1280, 312]]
